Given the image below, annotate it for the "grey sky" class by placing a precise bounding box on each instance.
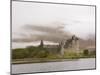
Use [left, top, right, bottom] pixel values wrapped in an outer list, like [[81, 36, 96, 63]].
[[12, 1, 95, 48]]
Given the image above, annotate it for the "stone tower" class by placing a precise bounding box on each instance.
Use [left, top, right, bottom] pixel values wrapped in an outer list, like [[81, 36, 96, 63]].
[[59, 41, 65, 56], [72, 35, 79, 53], [39, 40, 44, 48]]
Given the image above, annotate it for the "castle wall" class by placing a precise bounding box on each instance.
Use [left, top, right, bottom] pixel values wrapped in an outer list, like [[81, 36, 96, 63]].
[[63, 35, 80, 54]]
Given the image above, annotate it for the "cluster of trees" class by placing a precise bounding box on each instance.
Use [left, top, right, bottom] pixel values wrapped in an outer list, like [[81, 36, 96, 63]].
[[12, 46, 49, 59]]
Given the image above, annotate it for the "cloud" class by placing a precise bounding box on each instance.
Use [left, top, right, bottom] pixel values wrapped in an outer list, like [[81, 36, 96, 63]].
[[12, 22, 73, 43]]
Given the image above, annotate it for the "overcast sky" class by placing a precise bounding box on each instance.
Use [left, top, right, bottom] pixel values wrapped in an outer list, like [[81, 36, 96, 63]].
[[12, 1, 95, 48]]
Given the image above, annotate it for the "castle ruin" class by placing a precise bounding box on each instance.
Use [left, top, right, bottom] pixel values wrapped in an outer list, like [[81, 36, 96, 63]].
[[60, 35, 79, 55], [39, 35, 79, 56]]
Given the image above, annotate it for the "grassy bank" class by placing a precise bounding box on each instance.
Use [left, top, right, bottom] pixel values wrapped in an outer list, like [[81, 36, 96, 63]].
[[12, 57, 95, 64]]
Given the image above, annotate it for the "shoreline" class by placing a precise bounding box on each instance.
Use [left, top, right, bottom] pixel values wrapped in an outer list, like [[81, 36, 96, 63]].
[[12, 57, 95, 64]]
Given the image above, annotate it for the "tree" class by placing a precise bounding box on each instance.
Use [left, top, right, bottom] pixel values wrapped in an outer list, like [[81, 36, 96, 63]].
[[83, 49, 89, 56]]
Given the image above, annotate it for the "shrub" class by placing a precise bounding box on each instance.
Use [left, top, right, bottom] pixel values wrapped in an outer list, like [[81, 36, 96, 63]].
[[83, 49, 89, 56]]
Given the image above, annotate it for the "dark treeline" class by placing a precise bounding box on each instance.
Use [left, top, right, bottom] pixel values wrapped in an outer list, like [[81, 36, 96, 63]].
[[12, 46, 50, 59]]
